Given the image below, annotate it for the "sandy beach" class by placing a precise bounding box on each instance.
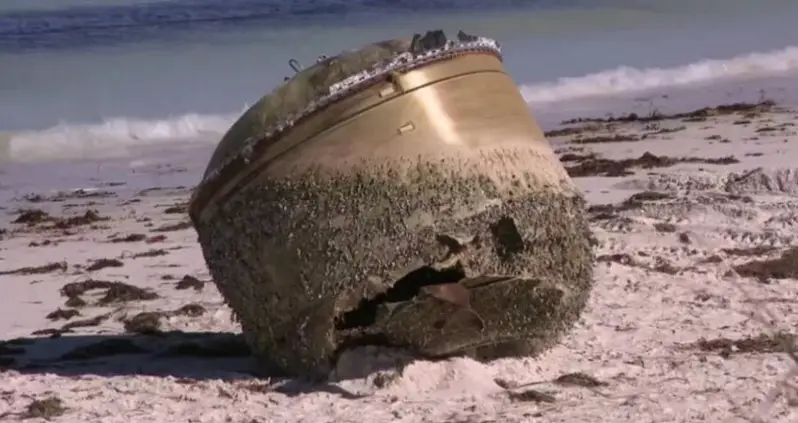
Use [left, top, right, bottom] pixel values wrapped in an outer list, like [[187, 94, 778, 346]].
[[1, 100, 797, 422]]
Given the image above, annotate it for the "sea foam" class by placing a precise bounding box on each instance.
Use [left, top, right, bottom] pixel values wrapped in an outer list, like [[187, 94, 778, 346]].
[[2, 45, 798, 163]]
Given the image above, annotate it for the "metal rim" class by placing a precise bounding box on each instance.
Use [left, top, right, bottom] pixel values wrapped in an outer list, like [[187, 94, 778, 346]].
[[189, 37, 503, 223]]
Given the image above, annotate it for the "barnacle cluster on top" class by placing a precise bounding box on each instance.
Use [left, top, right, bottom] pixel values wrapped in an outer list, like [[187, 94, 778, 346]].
[[199, 32, 501, 188], [327, 36, 501, 95]]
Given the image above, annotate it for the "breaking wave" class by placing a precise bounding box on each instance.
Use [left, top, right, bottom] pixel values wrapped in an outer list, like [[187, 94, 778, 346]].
[[0, 112, 238, 163], [520, 45, 798, 104], [2, 45, 798, 163]]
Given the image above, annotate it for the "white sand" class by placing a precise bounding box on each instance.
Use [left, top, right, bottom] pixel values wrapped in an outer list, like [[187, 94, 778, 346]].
[[1, 104, 797, 423]]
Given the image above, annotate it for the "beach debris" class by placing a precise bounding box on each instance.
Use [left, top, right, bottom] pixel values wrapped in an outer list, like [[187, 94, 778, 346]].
[[53, 210, 107, 228], [722, 246, 778, 257], [175, 275, 205, 291], [625, 190, 673, 202], [545, 101, 776, 146], [564, 151, 739, 178], [653, 222, 678, 233], [123, 304, 207, 335], [494, 378, 517, 389], [151, 221, 192, 232], [132, 248, 169, 258], [586, 191, 673, 219], [686, 332, 795, 358], [642, 125, 686, 137], [496, 372, 608, 400], [553, 372, 609, 388], [560, 100, 776, 125], [98, 284, 158, 304], [507, 389, 556, 403], [571, 133, 640, 144], [32, 314, 110, 338], [61, 314, 109, 331], [546, 126, 592, 138], [733, 247, 798, 282], [86, 258, 124, 272], [174, 303, 206, 317], [163, 204, 188, 214], [64, 296, 88, 308], [12, 209, 107, 229], [30, 328, 63, 337], [108, 233, 146, 243], [12, 209, 51, 225], [146, 234, 168, 243], [756, 122, 795, 133], [60, 279, 159, 305], [559, 152, 597, 163], [596, 253, 635, 266], [21, 396, 67, 420], [45, 308, 81, 321], [124, 312, 163, 334], [21, 189, 116, 203], [651, 256, 680, 275], [135, 186, 191, 197], [596, 253, 683, 275], [28, 239, 56, 247], [0, 261, 67, 276], [131, 248, 169, 258]]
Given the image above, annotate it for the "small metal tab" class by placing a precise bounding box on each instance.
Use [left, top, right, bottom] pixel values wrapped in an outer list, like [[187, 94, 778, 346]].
[[397, 122, 415, 134], [288, 59, 303, 73], [379, 86, 396, 98]]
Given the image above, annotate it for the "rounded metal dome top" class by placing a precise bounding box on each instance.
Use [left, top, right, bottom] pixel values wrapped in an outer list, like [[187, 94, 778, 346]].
[[191, 30, 501, 217]]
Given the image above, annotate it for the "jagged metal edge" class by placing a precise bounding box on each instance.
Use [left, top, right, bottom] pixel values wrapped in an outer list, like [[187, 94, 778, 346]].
[[194, 37, 501, 202]]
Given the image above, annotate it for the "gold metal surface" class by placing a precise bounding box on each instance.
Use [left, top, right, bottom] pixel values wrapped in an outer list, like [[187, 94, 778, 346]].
[[191, 52, 554, 222]]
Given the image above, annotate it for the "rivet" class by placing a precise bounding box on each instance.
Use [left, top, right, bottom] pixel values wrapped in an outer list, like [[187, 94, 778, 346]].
[[397, 122, 415, 135], [379, 86, 396, 98]]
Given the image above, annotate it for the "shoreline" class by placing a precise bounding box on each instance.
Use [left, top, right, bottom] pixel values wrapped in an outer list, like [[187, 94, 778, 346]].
[[1, 97, 797, 422], [4, 70, 798, 166]]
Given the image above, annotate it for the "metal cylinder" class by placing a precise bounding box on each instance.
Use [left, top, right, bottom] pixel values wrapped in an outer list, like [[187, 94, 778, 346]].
[[190, 31, 594, 378]]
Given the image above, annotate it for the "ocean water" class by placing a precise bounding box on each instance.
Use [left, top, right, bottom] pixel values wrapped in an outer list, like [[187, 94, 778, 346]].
[[1, 0, 798, 187]]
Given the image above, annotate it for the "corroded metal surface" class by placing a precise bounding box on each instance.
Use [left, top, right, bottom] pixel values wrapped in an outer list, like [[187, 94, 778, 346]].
[[190, 30, 594, 379], [191, 32, 503, 218]]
